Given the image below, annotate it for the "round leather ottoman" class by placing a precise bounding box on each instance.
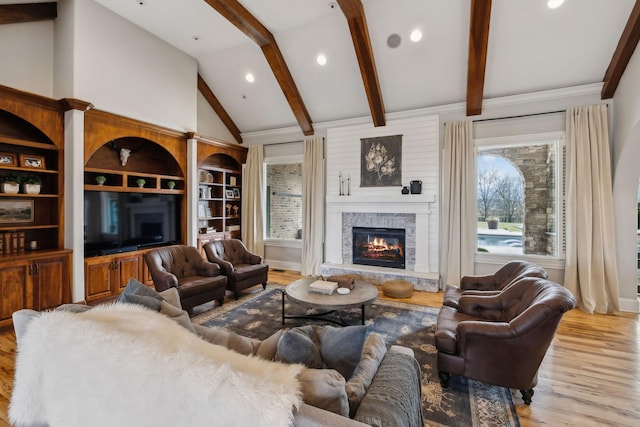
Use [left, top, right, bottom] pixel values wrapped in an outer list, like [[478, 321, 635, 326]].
[[382, 280, 413, 298]]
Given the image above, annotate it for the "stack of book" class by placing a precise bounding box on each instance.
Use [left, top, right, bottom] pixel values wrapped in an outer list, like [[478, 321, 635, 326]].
[[309, 280, 339, 295]]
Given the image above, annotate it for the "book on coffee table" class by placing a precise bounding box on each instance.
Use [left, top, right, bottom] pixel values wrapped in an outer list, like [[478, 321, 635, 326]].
[[309, 280, 339, 295]]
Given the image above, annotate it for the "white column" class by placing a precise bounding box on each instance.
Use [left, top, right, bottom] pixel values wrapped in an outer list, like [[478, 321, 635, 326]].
[[186, 137, 198, 246], [64, 109, 86, 303]]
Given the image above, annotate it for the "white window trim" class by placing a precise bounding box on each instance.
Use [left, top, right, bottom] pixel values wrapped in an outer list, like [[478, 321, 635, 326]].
[[474, 131, 566, 262]]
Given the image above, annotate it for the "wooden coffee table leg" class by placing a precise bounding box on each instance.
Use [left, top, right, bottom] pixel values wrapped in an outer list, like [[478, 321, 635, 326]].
[[361, 304, 365, 325]]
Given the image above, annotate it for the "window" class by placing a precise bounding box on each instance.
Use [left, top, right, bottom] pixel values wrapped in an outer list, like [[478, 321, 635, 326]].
[[475, 133, 564, 258], [265, 161, 303, 240]]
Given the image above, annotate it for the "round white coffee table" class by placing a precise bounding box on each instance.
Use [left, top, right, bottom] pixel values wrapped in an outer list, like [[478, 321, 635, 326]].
[[282, 277, 378, 326]]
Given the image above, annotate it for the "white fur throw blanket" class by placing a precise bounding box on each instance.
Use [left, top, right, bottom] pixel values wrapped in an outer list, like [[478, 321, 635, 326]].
[[10, 304, 303, 427]]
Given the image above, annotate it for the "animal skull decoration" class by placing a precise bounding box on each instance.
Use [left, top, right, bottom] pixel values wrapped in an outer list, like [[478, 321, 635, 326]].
[[119, 148, 131, 166]]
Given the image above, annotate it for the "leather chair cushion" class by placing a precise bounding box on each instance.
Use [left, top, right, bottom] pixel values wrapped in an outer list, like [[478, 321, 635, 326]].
[[434, 305, 481, 354], [442, 285, 463, 308], [178, 276, 225, 298], [229, 263, 268, 281]]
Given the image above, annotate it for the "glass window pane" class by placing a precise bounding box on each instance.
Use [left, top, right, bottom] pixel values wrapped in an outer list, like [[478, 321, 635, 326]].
[[476, 139, 559, 257], [266, 163, 302, 239]]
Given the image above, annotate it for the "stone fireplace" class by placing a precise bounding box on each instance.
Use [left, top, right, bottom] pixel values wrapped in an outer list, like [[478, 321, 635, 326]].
[[352, 227, 406, 269], [322, 193, 439, 292]]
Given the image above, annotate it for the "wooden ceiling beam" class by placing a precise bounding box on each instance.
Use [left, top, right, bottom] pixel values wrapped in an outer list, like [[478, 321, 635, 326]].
[[0, 2, 57, 25], [198, 74, 242, 144], [466, 0, 492, 116], [601, 0, 640, 99], [203, 0, 313, 136], [337, 0, 385, 127]]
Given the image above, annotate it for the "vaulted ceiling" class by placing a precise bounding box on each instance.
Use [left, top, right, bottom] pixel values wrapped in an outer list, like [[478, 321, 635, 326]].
[[2, 0, 640, 144]]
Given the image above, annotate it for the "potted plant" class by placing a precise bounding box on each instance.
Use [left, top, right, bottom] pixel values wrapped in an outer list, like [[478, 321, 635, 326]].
[[486, 216, 499, 230], [136, 178, 146, 188], [19, 174, 42, 194], [167, 180, 176, 190], [95, 175, 106, 185], [0, 174, 20, 194]]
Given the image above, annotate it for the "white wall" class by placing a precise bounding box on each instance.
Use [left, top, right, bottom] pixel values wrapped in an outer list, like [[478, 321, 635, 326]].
[[612, 46, 640, 312], [325, 115, 440, 273], [71, 0, 198, 131], [0, 21, 54, 95], [197, 92, 238, 143]]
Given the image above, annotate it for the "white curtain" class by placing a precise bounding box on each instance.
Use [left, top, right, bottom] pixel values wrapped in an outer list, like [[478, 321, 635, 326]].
[[564, 105, 620, 313], [241, 145, 264, 257], [441, 120, 475, 286], [301, 137, 324, 276]]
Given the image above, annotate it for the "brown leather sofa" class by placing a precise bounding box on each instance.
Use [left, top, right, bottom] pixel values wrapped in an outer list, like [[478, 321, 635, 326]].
[[435, 276, 575, 404], [144, 245, 227, 313], [442, 260, 548, 309], [203, 239, 268, 299]]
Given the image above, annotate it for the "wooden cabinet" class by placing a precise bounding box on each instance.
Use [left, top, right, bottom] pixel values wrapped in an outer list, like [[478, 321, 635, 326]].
[[197, 168, 241, 240], [84, 251, 144, 303], [0, 250, 71, 327]]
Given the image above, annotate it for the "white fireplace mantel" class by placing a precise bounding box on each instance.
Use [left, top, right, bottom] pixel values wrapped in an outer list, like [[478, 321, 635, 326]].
[[325, 194, 437, 273]]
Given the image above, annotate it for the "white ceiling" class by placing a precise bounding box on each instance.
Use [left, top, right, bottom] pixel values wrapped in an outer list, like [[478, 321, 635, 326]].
[[92, 0, 635, 135]]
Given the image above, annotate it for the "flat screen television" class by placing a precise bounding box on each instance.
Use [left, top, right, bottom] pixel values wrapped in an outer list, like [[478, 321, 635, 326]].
[[84, 191, 181, 257]]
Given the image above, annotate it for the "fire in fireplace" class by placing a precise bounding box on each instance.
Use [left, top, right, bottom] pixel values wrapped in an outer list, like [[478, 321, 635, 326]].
[[352, 227, 405, 269]]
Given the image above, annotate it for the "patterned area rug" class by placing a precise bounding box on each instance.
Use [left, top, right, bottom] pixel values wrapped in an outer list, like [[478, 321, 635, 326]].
[[193, 285, 520, 427]]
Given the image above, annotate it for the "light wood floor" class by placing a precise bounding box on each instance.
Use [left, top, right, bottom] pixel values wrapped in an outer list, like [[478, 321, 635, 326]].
[[0, 269, 638, 426]]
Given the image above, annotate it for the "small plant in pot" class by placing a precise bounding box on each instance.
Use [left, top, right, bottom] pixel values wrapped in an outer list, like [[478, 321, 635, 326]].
[[20, 174, 42, 194], [136, 178, 146, 188], [95, 175, 106, 185], [0, 174, 20, 194], [486, 216, 499, 230]]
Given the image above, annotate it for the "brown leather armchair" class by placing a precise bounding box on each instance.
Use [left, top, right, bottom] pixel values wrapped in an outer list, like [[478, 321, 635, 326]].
[[442, 260, 548, 309], [144, 245, 227, 313], [203, 239, 268, 299], [435, 277, 575, 404]]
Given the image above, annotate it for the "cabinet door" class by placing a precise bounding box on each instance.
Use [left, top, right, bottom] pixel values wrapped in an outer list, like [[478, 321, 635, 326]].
[[85, 257, 116, 302], [34, 254, 71, 311], [117, 253, 142, 292], [0, 262, 30, 325]]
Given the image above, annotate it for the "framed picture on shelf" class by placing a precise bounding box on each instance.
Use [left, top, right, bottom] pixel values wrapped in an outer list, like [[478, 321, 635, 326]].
[[0, 152, 17, 166], [20, 154, 46, 169], [198, 203, 206, 218], [233, 188, 240, 198], [0, 200, 34, 223], [225, 189, 234, 199]]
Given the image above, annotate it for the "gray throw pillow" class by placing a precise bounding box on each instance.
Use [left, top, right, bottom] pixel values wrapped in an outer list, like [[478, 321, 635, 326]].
[[118, 293, 162, 311], [117, 277, 164, 310], [276, 328, 323, 369], [319, 325, 367, 379]]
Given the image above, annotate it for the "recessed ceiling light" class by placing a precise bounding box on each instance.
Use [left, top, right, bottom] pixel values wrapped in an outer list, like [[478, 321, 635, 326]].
[[547, 0, 564, 9], [387, 34, 401, 49], [316, 54, 327, 66], [136, 0, 145, 5], [410, 29, 422, 43], [245, 73, 255, 83]]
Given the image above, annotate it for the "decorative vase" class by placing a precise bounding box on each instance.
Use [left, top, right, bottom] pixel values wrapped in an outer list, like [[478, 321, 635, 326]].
[[1, 182, 19, 194], [23, 183, 41, 194], [401, 186, 409, 194]]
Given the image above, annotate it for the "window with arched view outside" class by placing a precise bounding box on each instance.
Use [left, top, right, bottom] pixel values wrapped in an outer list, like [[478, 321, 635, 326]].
[[475, 134, 564, 258]]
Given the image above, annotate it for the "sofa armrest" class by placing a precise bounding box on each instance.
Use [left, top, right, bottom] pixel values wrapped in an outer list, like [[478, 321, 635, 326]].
[[196, 259, 221, 276], [244, 252, 262, 265], [152, 271, 179, 292], [206, 253, 234, 274], [293, 403, 369, 427]]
